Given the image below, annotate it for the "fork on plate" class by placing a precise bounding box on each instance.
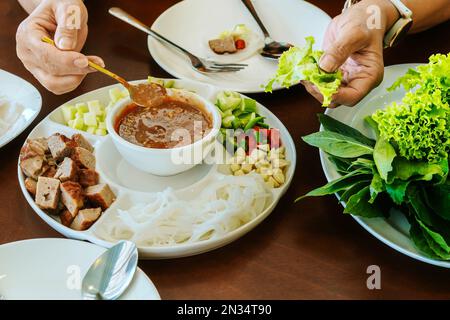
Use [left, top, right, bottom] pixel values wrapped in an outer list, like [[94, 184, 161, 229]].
[[109, 7, 248, 74]]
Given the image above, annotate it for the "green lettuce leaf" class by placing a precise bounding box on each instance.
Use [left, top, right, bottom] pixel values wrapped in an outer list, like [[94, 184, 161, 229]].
[[265, 37, 342, 107]]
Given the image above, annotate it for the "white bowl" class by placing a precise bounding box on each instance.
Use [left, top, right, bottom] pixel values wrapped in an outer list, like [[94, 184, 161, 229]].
[[106, 88, 221, 176]]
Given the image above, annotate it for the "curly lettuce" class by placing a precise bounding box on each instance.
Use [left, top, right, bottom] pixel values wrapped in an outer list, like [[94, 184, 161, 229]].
[[264, 36, 342, 107], [371, 54, 450, 163]]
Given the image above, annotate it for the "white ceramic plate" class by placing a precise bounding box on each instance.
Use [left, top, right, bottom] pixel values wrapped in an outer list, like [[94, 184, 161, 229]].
[[17, 79, 296, 259], [322, 63, 450, 268], [0, 238, 160, 300], [148, 0, 331, 93], [0, 70, 41, 148]]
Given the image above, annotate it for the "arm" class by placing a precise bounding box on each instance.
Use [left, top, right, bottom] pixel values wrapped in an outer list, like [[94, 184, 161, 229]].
[[404, 0, 450, 33]]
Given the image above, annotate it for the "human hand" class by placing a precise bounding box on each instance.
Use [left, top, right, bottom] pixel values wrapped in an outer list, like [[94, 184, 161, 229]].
[[16, 0, 104, 94], [303, 0, 398, 107]]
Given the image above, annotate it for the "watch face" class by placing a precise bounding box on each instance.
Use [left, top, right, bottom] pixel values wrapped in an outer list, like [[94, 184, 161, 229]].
[[390, 19, 413, 47]]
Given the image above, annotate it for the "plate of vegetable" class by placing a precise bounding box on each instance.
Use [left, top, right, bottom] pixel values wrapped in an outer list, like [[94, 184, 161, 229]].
[[299, 57, 450, 267]]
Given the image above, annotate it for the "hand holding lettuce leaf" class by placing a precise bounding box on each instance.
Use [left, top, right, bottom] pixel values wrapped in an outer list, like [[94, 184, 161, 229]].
[[265, 37, 342, 107]]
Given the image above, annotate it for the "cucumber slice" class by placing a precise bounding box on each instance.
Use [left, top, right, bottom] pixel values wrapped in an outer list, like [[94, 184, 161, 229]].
[[87, 100, 103, 115], [83, 112, 97, 127], [86, 126, 96, 135], [72, 118, 85, 130], [61, 105, 76, 123], [222, 115, 235, 128], [95, 128, 107, 136], [109, 87, 123, 103], [75, 103, 88, 113], [216, 91, 242, 111]]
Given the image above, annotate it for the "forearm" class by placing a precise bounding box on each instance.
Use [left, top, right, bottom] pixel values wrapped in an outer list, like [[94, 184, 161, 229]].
[[403, 0, 450, 33], [18, 0, 43, 14]]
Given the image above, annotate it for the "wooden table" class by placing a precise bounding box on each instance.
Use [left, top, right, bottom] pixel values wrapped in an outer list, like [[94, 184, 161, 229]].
[[1, 0, 450, 300]]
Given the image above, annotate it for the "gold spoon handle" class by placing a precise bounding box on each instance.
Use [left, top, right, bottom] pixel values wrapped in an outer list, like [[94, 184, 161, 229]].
[[41, 36, 130, 88]]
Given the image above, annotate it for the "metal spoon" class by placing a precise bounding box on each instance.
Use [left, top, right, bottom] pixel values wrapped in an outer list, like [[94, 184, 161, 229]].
[[41, 36, 167, 108], [241, 0, 294, 60], [81, 240, 138, 300]]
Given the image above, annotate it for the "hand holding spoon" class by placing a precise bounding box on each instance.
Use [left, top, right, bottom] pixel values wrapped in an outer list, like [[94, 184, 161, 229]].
[[42, 36, 166, 107]]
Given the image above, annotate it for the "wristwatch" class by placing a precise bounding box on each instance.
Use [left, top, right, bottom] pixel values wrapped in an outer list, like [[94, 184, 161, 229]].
[[343, 0, 413, 47]]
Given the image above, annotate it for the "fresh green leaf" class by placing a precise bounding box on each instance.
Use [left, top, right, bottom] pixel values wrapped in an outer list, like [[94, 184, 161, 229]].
[[424, 182, 450, 220], [385, 179, 409, 205], [327, 155, 354, 175], [302, 131, 374, 158], [340, 180, 371, 203], [265, 37, 342, 107], [417, 219, 450, 259], [343, 186, 385, 218], [364, 116, 380, 139], [373, 139, 396, 181], [369, 173, 385, 204], [318, 114, 375, 147], [390, 157, 448, 183], [296, 170, 371, 201], [409, 216, 440, 259]]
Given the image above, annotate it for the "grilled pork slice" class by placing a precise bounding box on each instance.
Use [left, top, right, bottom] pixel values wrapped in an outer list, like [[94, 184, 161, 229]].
[[60, 209, 76, 227], [24, 177, 37, 196], [20, 155, 44, 179], [85, 184, 115, 210], [78, 169, 99, 187], [48, 133, 75, 162], [208, 36, 237, 54], [35, 177, 60, 210], [72, 133, 94, 153], [70, 207, 102, 231], [54, 157, 78, 182], [71, 147, 96, 170], [60, 181, 84, 215]]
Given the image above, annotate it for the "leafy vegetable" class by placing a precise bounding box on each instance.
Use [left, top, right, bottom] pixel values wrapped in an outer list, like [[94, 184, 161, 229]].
[[343, 186, 385, 218], [302, 131, 374, 158], [373, 139, 396, 181], [319, 114, 375, 147], [265, 37, 342, 107], [371, 54, 450, 163]]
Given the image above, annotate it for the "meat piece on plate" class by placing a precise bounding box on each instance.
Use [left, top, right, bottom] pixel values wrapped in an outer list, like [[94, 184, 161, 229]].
[[72, 133, 94, 153], [78, 169, 99, 187], [60, 209, 76, 227], [35, 177, 60, 210], [85, 184, 115, 210], [71, 147, 96, 170], [48, 133, 75, 162], [41, 165, 57, 178], [24, 177, 37, 196], [60, 181, 84, 215], [54, 157, 78, 182], [20, 155, 44, 179], [70, 207, 102, 231], [208, 36, 237, 54]]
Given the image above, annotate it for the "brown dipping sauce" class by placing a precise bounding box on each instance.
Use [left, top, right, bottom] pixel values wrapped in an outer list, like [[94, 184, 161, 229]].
[[115, 97, 212, 149]]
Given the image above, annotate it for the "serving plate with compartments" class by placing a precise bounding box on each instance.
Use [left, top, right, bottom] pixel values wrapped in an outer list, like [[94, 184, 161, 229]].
[[18, 78, 296, 259]]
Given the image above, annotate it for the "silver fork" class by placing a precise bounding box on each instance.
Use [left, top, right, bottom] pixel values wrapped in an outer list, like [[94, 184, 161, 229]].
[[109, 7, 247, 74]]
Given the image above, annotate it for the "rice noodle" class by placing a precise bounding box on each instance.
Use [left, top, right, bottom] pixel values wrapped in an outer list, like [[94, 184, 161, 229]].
[[94, 174, 271, 247]]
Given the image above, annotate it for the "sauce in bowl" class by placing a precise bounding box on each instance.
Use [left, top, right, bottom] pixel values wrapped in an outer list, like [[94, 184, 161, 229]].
[[115, 97, 212, 149]]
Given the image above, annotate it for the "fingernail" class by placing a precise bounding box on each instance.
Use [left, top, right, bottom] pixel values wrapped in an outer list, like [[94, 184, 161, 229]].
[[58, 37, 74, 50], [320, 55, 338, 72], [74, 58, 88, 68]]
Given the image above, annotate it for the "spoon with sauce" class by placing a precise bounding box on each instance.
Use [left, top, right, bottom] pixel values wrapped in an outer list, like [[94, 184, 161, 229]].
[[42, 36, 167, 108]]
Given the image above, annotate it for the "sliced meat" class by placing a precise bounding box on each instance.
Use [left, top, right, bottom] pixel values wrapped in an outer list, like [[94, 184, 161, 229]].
[[20, 155, 44, 179], [85, 184, 115, 210], [78, 169, 99, 187], [48, 133, 75, 162], [70, 207, 102, 231], [24, 177, 37, 196], [72, 133, 94, 153], [208, 36, 237, 54], [71, 147, 96, 170], [54, 157, 78, 182], [60, 209, 76, 227], [60, 181, 84, 215], [35, 177, 60, 210]]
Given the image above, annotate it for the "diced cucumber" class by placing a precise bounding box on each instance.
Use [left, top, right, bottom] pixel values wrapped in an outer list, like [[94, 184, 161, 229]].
[[72, 118, 85, 130], [95, 128, 107, 136], [83, 112, 97, 127], [75, 111, 84, 119], [216, 91, 242, 111], [61, 105, 76, 123], [109, 87, 123, 103], [86, 126, 96, 135], [75, 103, 89, 113], [164, 80, 175, 88], [88, 100, 103, 115], [148, 76, 164, 86], [241, 98, 257, 113], [98, 122, 107, 130]]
